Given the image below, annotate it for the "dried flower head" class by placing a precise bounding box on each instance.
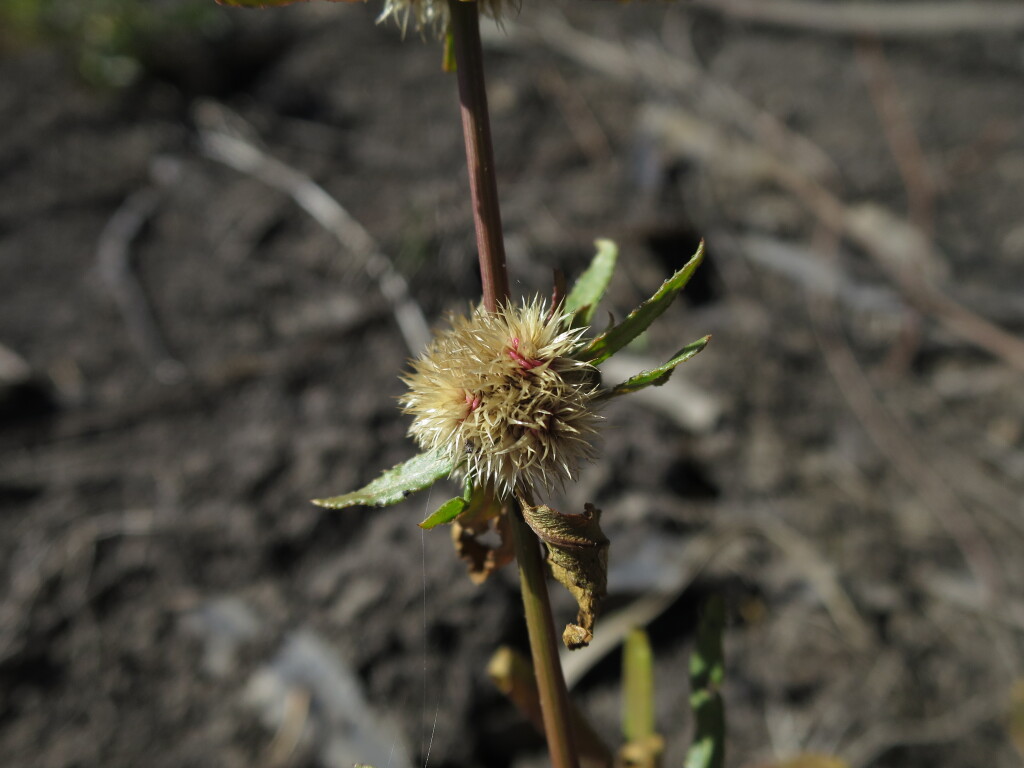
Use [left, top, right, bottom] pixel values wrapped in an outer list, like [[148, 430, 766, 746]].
[[400, 298, 602, 494], [377, 0, 507, 37]]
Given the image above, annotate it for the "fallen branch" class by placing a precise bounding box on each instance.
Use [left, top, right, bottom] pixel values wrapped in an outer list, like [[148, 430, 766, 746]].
[[843, 693, 1004, 768], [688, 0, 1024, 37], [642, 102, 1024, 375], [807, 245, 1004, 602], [96, 157, 188, 385], [195, 105, 430, 354]]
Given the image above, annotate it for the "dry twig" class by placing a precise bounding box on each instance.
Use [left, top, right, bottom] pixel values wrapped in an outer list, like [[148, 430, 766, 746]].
[[0, 510, 172, 665], [855, 38, 937, 240], [515, 13, 1024, 373], [806, 230, 1003, 603], [643, 101, 1024, 375], [535, 66, 613, 163], [843, 693, 1005, 768], [265, 686, 312, 768], [195, 103, 431, 354], [687, 0, 1024, 37], [96, 157, 188, 385]]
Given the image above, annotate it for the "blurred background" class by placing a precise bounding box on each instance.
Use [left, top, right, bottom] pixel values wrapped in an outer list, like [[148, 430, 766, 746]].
[[1, 1, 1023, 766]]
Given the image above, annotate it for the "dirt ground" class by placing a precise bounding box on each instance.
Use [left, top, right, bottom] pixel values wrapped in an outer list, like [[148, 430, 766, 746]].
[[2, 2, 1024, 767]]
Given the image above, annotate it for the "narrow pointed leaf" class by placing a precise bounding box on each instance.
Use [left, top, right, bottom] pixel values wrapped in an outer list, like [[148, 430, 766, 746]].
[[623, 629, 656, 743], [578, 241, 704, 365], [418, 496, 467, 529], [566, 239, 618, 329], [216, 0, 357, 7], [312, 451, 453, 509], [685, 596, 726, 768], [605, 335, 710, 397], [442, 31, 457, 72], [619, 628, 665, 768]]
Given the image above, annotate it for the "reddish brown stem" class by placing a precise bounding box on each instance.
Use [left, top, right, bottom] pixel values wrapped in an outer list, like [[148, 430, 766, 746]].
[[447, 4, 580, 768], [448, 0, 510, 311]]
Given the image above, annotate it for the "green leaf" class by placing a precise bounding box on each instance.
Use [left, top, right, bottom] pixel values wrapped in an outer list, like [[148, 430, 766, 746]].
[[685, 596, 726, 768], [566, 239, 618, 329], [577, 241, 704, 365], [312, 451, 454, 510], [419, 496, 468, 529], [605, 335, 710, 397], [620, 630, 665, 768], [622, 629, 656, 743], [442, 31, 457, 72], [216, 0, 357, 7]]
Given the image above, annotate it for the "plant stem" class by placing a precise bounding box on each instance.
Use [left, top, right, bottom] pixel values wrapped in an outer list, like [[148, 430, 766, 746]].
[[509, 500, 580, 768], [448, 4, 579, 768], [448, 0, 509, 313]]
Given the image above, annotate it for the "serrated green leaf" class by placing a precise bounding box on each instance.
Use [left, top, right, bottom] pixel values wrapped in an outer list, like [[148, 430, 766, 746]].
[[578, 241, 704, 365], [566, 239, 618, 329], [216, 0, 356, 7], [605, 335, 710, 397], [419, 496, 468, 529], [312, 451, 453, 510]]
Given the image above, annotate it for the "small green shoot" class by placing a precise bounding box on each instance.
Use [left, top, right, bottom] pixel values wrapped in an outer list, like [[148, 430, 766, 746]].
[[419, 475, 474, 529], [620, 628, 664, 768], [685, 596, 726, 768]]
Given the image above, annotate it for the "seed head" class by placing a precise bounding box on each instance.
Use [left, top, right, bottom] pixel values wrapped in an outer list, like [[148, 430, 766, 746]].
[[377, 0, 508, 37], [400, 298, 602, 494]]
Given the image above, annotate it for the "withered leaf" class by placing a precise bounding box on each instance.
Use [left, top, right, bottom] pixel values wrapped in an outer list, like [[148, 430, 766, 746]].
[[521, 502, 609, 649], [1010, 679, 1024, 761], [452, 484, 514, 584]]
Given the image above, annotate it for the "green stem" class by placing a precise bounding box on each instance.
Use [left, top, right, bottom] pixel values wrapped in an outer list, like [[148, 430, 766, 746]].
[[448, 0, 509, 313], [510, 501, 580, 768], [685, 597, 726, 768], [448, 5, 578, 767]]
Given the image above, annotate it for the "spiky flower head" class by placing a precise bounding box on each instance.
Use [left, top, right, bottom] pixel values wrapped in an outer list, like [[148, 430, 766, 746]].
[[378, 0, 507, 37], [400, 298, 602, 494]]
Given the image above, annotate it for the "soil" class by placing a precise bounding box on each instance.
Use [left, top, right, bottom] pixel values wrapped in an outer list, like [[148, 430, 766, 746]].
[[2, 2, 1023, 768]]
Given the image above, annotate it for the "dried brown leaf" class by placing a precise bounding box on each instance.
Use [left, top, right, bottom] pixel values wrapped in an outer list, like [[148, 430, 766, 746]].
[[451, 486, 513, 584], [521, 501, 608, 649], [1010, 680, 1024, 760], [759, 756, 849, 768]]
